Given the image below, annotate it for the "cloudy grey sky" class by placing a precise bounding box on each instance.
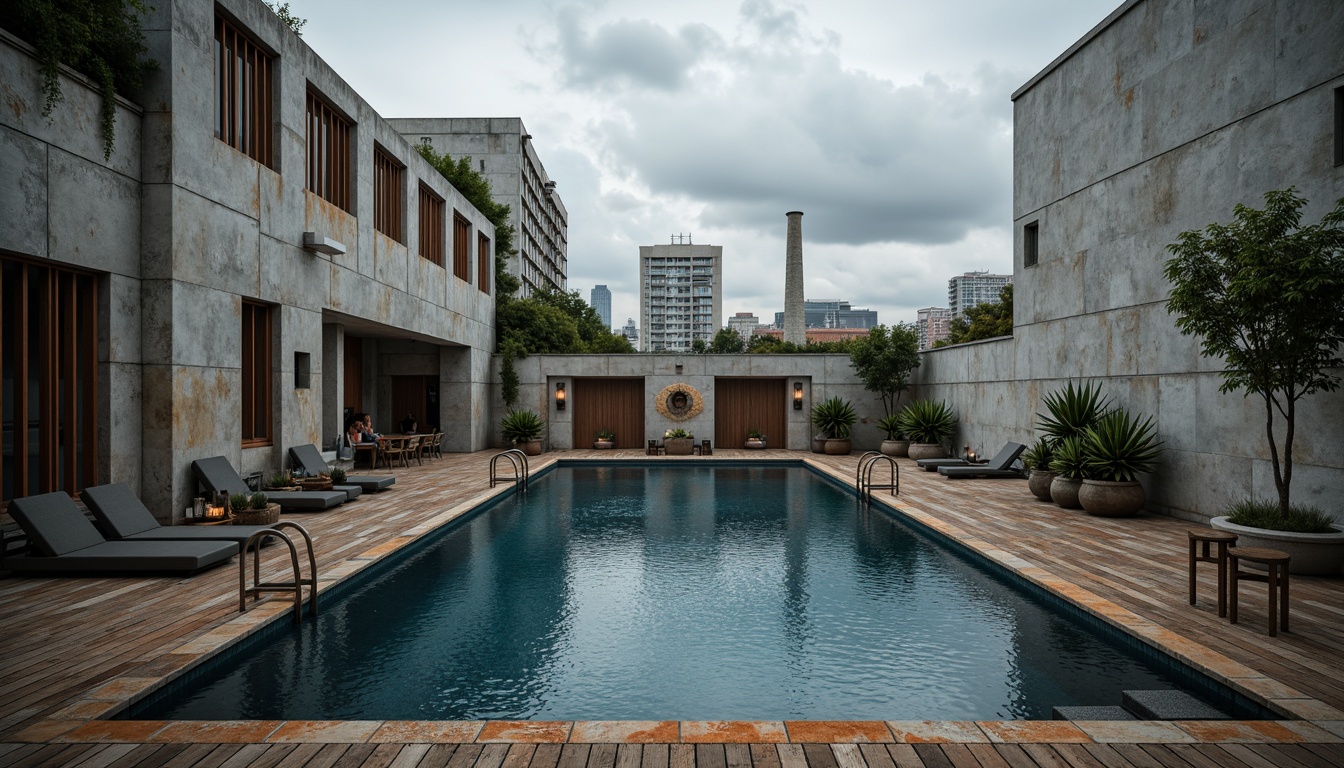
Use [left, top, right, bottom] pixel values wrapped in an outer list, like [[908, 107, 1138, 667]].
[[299, 0, 1120, 330]]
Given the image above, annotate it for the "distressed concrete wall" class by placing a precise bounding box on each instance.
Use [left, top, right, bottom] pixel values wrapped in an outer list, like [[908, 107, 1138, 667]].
[[494, 354, 896, 453], [912, 0, 1344, 523]]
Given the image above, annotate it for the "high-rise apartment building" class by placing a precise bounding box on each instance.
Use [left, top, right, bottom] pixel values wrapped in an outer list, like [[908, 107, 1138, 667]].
[[772, 300, 878, 330], [640, 241, 723, 352], [620, 318, 640, 350], [389, 118, 568, 296], [590, 285, 612, 329], [948, 271, 1011, 318], [727, 312, 760, 342], [916, 307, 954, 350]]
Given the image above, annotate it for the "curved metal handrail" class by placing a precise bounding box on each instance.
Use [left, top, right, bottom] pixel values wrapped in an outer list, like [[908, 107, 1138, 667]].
[[860, 454, 900, 503], [855, 451, 883, 492], [238, 523, 318, 623], [489, 449, 530, 492]]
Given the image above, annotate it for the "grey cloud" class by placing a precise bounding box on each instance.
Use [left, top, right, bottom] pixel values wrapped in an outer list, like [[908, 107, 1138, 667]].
[[555, 10, 721, 91]]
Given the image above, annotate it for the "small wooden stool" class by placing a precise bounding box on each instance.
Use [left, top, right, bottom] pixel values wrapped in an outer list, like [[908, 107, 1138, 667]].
[[1228, 546, 1291, 636], [1188, 529, 1238, 617]]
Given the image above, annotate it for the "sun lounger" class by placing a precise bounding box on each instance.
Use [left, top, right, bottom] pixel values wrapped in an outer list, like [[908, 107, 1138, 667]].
[[82, 483, 287, 547], [288, 443, 394, 493], [192, 456, 345, 512], [938, 443, 1028, 479], [2, 492, 236, 574], [919, 442, 1026, 472]]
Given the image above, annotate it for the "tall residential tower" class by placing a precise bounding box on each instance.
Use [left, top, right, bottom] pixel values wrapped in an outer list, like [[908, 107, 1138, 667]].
[[640, 240, 722, 352]]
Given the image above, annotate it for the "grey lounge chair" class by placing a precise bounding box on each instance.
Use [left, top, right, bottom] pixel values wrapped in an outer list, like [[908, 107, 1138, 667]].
[[938, 443, 1029, 479], [2, 492, 236, 574], [192, 456, 345, 512], [919, 442, 1027, 472], [289, 443, 393, 493], [82, 483, 288, 548]]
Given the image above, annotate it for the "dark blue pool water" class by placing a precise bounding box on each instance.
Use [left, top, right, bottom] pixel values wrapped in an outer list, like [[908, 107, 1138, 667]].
[[133, 464, 1220, 720]]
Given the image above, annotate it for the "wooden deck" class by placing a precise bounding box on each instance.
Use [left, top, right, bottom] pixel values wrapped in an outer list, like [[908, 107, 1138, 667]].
[[2, 449, 1343, 768]]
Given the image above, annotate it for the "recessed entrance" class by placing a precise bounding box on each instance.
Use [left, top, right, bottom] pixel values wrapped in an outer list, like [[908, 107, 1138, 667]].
[[714, 377, 787, 448], [571, 377, 645, 449]]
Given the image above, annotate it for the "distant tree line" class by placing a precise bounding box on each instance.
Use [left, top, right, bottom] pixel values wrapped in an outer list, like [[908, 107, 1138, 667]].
[[934, 284, 1013, 347]]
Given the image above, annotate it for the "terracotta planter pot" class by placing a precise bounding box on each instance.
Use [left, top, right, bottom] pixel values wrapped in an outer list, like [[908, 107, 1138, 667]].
[[811, 436, 827, 453], [823, 438, 852, 455], [1210, 516, 1344, 576], [517, 440, 542, 456], [594, 440, 614, 450], [1050, 476, 1083, 509], [745, 439, 765, 449], [880, 440, 910, 457], [1079, 479, 1145, 517], [907, 443, 945, 461], [233, 502, 281, 527], [1027, 470, 1057, 502], [665, 437, 694, 455]]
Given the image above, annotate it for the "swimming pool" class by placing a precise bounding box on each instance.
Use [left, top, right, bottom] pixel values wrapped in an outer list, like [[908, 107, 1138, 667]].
[[129, 463, 1255, 721]]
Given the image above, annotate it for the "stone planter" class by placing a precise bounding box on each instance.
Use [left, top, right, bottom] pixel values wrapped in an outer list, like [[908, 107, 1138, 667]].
[[1027, 470, 1057, 502], [823, 438, 852, 455], [907, 443, 945, 461], [665, 437, 694, 455], [1210, 516, 1344, 576], [745, 438, 765, 449], [233, 502, 281, 527], [1079, 479, 1145, 517], [594, 440, 614, 450], [880, 440, 910, 457], [517, 440, 542, 456], [1050, 476, 1083, 509], [811, 436, 827, 453]]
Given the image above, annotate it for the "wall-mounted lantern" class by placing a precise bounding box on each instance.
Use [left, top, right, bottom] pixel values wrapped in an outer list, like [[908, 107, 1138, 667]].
[[793, 382, 804, 410], [555, 382, 566, 411]]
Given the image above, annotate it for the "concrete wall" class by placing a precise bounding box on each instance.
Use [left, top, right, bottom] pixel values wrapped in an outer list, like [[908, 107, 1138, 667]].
[[495, 354, 897, 452], [914, 0, 1344, 523]]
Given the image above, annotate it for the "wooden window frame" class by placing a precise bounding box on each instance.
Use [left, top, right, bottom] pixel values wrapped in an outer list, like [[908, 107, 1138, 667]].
[[214, 15, 274, 167], [453, 213, 471, 283], [477, 232, 491, 294], [418, 183, 445, 267], [374, 146, 405, 242], [241, 300, 273, 447], [306, 89, 352, 211]]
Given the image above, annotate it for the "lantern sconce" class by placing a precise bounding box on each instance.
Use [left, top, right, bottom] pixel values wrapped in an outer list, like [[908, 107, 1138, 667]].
[[793, 382, 804, 410], [555, 382, 566, 411]]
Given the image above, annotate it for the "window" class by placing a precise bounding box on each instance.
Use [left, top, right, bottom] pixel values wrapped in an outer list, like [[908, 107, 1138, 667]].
[[214, 15, 273, 167], [241, 301, 272, 446], [1335, 86, 1344, 167], [418, 183, 445, 267], [373, 147, 404, 242], [477, 233, 491, 294], [1, 255, 100, 503], [306, 89, 352, 211], [1023, 221, 1040, 268], [453, 213, 471, 282]]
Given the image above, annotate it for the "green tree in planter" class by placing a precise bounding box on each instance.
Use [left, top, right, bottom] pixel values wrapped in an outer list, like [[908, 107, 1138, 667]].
[[1164, 188, 1344, 517], [848, 323, 921, 418]]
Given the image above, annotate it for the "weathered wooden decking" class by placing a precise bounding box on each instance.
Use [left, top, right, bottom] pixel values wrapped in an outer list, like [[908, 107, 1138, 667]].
[[2, 449, 1342, 768]]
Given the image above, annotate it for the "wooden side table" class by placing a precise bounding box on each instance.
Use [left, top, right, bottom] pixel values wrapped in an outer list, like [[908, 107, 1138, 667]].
[[1228, 546, 1291, 636], [1187, 529, 1238, 617]]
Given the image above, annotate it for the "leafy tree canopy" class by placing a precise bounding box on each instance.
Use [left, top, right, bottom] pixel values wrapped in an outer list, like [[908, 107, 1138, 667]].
[[707, 327, 746, 353], [746, 334, 857, 354], [499, 288, 633, 355], [1164, 188, 1344, 516], [934, 284, 1013, 347], [848, 323, 921, 417], [263, 2, 306, 36]]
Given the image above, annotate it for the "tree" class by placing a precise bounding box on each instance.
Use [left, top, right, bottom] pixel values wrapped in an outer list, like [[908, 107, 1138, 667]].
[[708, 328, 746, 353], [691, 338, 707, 354], [498, 288, 633, 355], [848, 323, 922, 417], [1164, 188, 1344, 517], [935, 284, 1014, 347], [263, 2, 306, 36]]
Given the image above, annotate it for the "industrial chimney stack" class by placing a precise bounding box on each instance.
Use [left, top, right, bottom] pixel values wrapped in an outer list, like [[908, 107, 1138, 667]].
[[783, 211, 805, 346]]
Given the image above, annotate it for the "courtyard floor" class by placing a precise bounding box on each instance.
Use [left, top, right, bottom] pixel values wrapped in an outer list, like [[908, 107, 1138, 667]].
[[1, 449, 1342, 768]]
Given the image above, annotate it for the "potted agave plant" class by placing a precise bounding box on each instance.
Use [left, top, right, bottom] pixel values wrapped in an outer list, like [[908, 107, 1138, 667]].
[[876, 414, 908, 457], [811, 397, 857, 455], [1047, 436, 1087, 509], [594, 429, 615, 450], [1021, 436, 1057, 502], [745, 429, 766, 449], [501, 409, 545, 455], [1036, 382, 1109, 508], [1078, 409, 1163, 517], [895, 400, 957, 460]]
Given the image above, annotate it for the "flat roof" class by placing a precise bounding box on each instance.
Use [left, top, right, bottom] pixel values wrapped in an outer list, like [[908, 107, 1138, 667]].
[[1011, 0, 1143, 101]]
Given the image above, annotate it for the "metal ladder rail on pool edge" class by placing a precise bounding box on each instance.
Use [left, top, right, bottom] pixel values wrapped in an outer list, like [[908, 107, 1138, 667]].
[[489, 449, 530, 492], [855, 452, 899, 503]]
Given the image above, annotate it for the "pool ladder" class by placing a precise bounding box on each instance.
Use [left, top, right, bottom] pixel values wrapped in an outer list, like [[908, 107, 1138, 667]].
[[489, 449, 530, 493], [238, 521, 317, 624], [855, 452, 899, 503]]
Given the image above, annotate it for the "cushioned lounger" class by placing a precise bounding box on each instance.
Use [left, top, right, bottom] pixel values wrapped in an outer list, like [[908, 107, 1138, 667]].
[[2, 492, 236, 574], [918, 442, 1027, 472], [192, 456, 345, 512], [289, 443, 395, 492], [82, 482, 284, 548], [938, 463, 1026, 479]]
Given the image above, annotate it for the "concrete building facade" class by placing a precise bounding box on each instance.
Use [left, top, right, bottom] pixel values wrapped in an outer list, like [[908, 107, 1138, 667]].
[[772, 300, 879, 330], [0, 0, 497, 517], [388, 117, 567, 297], [916, 307, 953, 350], [590, 284, 612, 329], [620, 318, 639, 349], [947, 271, 1011, 319], [727, 312, 761, 343], [912, 0, 1344, 523], [640, 243, 723, 352]]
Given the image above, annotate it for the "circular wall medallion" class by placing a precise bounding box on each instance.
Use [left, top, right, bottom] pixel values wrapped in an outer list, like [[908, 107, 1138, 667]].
[[655, 383, 704, 421]]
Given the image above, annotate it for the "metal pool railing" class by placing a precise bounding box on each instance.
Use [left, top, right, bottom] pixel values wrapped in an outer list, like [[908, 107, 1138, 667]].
[[856, 451, 899, 503], [489, 449, 530, 492]]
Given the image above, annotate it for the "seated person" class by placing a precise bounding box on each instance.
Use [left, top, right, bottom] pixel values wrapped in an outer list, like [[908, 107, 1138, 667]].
[[346, 420, 364, 447], [362, 414, 381, 440], [400, 412, 418, 434]]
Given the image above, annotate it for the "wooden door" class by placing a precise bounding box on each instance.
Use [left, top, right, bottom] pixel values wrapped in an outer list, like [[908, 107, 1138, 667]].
[[714, 378, 786, 448], [343, 335, 363, 413], [572, 378, 644, 449], [390, 375, 429, 433]]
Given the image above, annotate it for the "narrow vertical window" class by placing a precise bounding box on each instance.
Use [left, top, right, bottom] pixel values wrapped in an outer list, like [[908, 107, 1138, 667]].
[[1023, 221, 1039, 268], [241, 301, 273, 446], [478, 233, 491, 294], [214, 15, 274, 167], [1335, 86, 1344, 167], [453, 213, 471, 283], [373, 147, 404, 242], [305, 89, 352, 211], [418, 183, 445, 267]]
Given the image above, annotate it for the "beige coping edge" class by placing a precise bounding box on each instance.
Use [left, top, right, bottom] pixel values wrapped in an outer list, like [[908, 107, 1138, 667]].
[[12, 454, 1344, 746]]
